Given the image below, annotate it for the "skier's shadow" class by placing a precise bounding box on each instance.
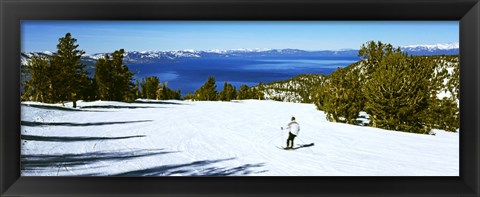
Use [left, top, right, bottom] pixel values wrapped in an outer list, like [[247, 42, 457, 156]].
[[292, 143, 315, 150]]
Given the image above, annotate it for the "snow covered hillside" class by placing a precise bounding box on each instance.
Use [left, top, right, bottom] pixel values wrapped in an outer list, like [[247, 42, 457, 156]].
[[258, 56, 459, 104], [257, 74, 326, 103], [21, 100, 459, 176]]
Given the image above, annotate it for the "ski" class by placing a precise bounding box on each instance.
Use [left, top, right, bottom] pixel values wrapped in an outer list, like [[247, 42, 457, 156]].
[[276, 143, 315, 151]]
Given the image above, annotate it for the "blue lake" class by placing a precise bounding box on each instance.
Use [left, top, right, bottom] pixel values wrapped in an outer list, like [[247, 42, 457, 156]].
[[128, 56, 359, 95]]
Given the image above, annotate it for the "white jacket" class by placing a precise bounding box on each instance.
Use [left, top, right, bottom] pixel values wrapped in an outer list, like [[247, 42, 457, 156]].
[[287, 121, 300, 136]]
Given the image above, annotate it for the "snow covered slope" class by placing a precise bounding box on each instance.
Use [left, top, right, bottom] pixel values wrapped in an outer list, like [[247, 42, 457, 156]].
[[21, 100, 459, 176]]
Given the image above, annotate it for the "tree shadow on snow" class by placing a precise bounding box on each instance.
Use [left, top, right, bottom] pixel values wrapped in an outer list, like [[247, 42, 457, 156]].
[[80, 105, 162, 109], [21, 120, 153, 127], [21, 149, 177, 171], [21, 103, 102, 112], [21, 134, 146, 142], [133, 100, 185, 105], [112, 158, 267, 176]]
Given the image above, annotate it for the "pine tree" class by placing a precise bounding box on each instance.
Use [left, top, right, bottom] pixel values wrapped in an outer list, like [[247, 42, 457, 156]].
[[157, 82, 168, 100], [218, 82, 227, 101], [140, 78, 147, 98], [218, 82, 237, 101], [22, 34, 92, 106], [423, 56, 459, 132], [358, 41, 401, 76], [139, 76, 160, 99], [226, 84, 237, 101], [318, 67, 363, 124], [94, 54, 113, 100], [111, 49, 135, 101], [425, 97, 459, 132], [447, 58, 460, 102], [156, 81, 181, 100], [22, 56, 53, 102], [249, 86, 264, 100], [145, 76, 159, 99], [94, 49, 135, 102], [135, 79, 141, 98], [156, 83, 164, 100], [81, 78, 97, 101], [237, 84, 250, 100], [362, 45, 435, 133], [194, 76, 217, 101], [183, 92, 195, 100], [50, 33, 89, 108], [446, 58, 460, 131]]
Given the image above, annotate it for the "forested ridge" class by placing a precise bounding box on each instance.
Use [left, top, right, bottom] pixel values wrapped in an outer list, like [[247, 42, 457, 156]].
[[254, 42, 459, 133]]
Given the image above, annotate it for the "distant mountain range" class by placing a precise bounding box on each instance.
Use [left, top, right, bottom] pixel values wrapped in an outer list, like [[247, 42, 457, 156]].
[[21, 42, 459, 65]]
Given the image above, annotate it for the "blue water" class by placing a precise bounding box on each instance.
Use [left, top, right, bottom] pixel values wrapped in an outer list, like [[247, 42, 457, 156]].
[[128, 56, 359, 95]]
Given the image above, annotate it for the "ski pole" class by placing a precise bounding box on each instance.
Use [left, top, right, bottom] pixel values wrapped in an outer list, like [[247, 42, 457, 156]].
[[266, 128, 280, 145]]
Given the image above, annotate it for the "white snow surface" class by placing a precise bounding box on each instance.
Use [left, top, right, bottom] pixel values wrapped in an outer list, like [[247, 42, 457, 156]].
[[21, 100, 459, 176]]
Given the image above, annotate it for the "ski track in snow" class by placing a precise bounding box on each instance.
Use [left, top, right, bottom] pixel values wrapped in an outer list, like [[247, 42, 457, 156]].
[[20, 100, 459, 176]]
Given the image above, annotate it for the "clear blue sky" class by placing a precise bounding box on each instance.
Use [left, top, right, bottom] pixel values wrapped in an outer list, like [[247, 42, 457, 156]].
[[21, 21, 459, 53]]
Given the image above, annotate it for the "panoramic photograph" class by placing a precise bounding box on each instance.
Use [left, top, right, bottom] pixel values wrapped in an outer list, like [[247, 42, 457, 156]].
[[20, 21, 459, 176]]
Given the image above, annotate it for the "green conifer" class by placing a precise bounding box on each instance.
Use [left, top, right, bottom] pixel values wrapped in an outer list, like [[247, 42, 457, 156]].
[[22, 56, 53, 102], [94, 49, 135, 102], [194, 76, 217, 101], [50, 33, 89, 108], [237, 84, 250, 100], [362, 44, 435, 133]]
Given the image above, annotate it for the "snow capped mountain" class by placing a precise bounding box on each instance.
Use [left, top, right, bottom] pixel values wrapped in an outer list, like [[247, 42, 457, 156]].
[[42, 51, 53, 55], [400, 42, 459, 55], [21, 49, 348, 65], [21, 43, 459, 65], [401, 42, 459, 51], [206, 48, 272, 53]]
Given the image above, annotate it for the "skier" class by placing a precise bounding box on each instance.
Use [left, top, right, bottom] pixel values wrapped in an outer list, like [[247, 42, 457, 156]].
[[282, 116, 300, 149]]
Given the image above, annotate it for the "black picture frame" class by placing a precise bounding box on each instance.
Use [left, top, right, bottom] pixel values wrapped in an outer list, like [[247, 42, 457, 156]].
[[1, 0, 479, 196]]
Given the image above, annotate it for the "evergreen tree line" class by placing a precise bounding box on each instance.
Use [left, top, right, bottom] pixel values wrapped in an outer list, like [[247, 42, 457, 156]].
[[22, 33, 181, 107], [314, 41, 459, 133], [184, 76, 264, 101], [136, 76, 181, 100]]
